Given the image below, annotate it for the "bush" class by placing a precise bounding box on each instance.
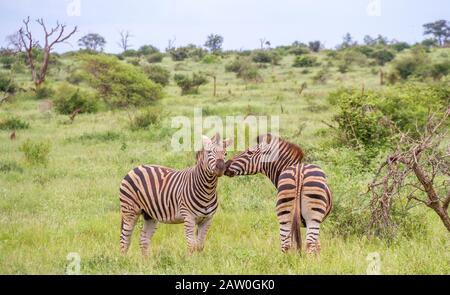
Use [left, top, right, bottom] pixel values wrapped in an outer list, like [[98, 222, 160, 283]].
[[142, 64, 170, 87], [0, 72, 16, 94], [138, 45, 160, 56], [430, 61, 450, 80], [390, 42, 410, 52], [225, 57, 262, 82], [53, 83, 98, 114], [130, 107, 162, 130], [173, 72, 208, 95], [390, 47, 429, 80], [329, 88, 392, 148], [66, 70, 87, 85], [19, 140, 50, 166], [169, 47, 189, 61], [0, 116, 30, 130], [289, 46, 310, 56], [147, 52, 164, 63], [80, 54, 163, 107], [292, 55, 318, 67], [0, 54, 15, 69], [371, 49, 395, 66], [328, 82, 450, 147], [251, 50, 280, 65], [201, 54, 219, 64], [35, 85, 55, 100]]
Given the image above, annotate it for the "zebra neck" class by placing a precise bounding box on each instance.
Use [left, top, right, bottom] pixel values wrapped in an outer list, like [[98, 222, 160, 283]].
[[190, 163, 218, 199], [262, 158, 298, 187]]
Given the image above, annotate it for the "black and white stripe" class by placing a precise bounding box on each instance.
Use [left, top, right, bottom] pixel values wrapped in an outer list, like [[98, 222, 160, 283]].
[[119, 133, 232, 255], [225, 134, 332, 254]]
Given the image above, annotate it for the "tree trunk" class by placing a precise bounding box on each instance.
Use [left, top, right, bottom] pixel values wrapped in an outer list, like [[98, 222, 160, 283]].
[[411, 162, 450, 232]]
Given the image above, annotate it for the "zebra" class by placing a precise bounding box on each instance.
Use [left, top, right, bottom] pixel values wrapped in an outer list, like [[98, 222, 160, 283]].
[[119, 133, 233, 255], [224, 133, 332, 254]]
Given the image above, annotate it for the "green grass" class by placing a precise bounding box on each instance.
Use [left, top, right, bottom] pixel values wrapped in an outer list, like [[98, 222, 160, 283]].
[[0, 48, 449, 274]]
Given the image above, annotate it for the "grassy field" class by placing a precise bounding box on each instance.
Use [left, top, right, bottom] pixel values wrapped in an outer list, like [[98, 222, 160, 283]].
[[0, 48, 449, 274]]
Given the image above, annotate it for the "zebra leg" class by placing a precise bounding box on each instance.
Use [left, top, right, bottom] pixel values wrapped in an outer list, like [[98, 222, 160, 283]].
[[120, 209, 140, 255], [140, 213, 158, 257], [277, 213, 293, 253], [183, 215, 197, 254], [196, 216, 213, 252], [304, 219, 321, 255]]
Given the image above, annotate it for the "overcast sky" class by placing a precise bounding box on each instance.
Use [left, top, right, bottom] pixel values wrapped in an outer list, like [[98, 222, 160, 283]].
[[0, 0, 449, 53]]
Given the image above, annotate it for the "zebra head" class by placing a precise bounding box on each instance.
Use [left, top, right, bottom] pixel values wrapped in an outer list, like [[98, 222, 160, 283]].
[[224, 133, 279, 177], [201, 133, 233, 177]]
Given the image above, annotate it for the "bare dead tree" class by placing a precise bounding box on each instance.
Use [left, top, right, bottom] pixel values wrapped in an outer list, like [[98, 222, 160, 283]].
[[166, 36, 176, 51], [368, 106, 450, 235], [18, 16, 77, 88], [6, 31, 23, 52], [118, 30, 132, 52]]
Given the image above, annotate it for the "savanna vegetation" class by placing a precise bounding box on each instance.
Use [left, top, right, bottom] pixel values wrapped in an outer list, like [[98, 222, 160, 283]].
[[0, 17, 449, 274]]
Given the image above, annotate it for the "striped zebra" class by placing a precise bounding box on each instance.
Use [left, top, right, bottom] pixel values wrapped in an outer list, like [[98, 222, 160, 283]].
[[224, 133, 332, 254], [119, 133, 233, 255]]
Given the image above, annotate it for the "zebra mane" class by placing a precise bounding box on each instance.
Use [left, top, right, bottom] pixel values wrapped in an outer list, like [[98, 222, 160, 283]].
[[195, 149, 204, 164], [256, 133, 304, 163]]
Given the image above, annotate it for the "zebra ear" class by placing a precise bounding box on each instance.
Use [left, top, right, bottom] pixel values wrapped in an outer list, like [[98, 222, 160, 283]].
[[202, 135, 211, 150], [211, 132, 221, 144], [223, 138, 233, 148]]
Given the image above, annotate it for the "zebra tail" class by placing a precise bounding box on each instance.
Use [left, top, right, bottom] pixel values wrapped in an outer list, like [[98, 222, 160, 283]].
[[291, 164, 304, 252]]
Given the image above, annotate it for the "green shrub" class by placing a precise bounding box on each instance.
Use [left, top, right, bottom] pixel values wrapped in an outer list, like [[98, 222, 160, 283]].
[[66, 70, 87, 85], [169, 47, 189, 61], [53, 83, 98, 115], [0, 116, 30, 130], [147, 52, 164, 63], [35, 85, 55, 100], [371, 49, 396, 66], [201, 54, 219, 64], [328, 82, 450, 147], [19, 140, 51, 166], [251, 50, 280, 65], [0, 72, 16, 94], [226, 57, 262, 82], [289, 46, 310, 56], [430, 61, 450, 80], [390, 47, 429, 80], [127, 57, 140, 66], [329, 88, 392, 147], [173, 72, 208, 95], [130, 107, 162, 130], [80, 54, 163, 107], [142, 64, 170, 86], [0, 54, 15, 69], [138, 45, 160, 56], [292, 55, 318, 67]]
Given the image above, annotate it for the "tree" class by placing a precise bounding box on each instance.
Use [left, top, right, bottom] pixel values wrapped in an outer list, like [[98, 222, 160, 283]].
[[118, 30, 132, 52], [204, 34, 223, 54], [259, 38, 270, 49], [368, 107, 450, 235], [423, 20, 450, 47], [339, 33, 357, 49], [308, 40, 322, 52], [18, 17, 77, 88], [5, 32, 23, 51], [78, 33, 106, 52]]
